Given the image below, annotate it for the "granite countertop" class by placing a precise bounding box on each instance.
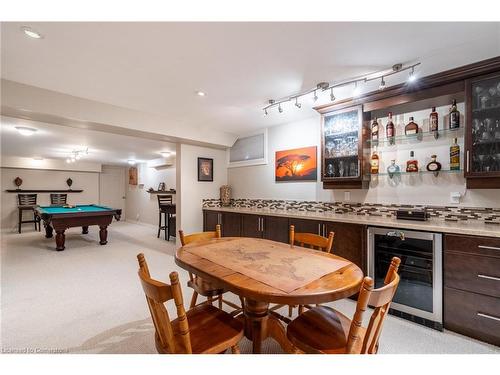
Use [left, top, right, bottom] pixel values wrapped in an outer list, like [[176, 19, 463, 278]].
[[203, 206, 500, 238]]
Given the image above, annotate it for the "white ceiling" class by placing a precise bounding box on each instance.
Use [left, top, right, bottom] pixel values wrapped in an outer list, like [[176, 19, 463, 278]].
[[0, 116, 176, 165], [1, 22, 500, 136]]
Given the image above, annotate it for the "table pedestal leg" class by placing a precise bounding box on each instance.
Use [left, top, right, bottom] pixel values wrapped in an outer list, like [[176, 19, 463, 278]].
[[45, 224, 53, 238], [82, 226, 89, 234], [55, 230, 65, 251], [99, 225, 108, 245], [244, 299, 269, 354]]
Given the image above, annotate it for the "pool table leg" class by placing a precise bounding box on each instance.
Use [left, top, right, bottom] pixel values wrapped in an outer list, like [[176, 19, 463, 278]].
[[45, 224, 54, 238], [99, 225, 108, 245], [82, 226, 89, 234], [55, 230, 65, 251]]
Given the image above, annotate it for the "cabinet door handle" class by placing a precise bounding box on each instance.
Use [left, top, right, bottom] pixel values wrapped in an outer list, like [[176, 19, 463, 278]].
[[322, 224, 326, 237], [466, 150, 470, 173], [258, 217, 261, 231], [477, 312, 500, 322], [478, 274, 500, 282], [261, 217, 264, 232], [478, 245, 500, 251], [318, 224, 321, 235]]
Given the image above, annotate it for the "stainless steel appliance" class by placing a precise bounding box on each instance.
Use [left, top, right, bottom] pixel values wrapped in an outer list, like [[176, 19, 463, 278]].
[[368, 227, 443, 330]]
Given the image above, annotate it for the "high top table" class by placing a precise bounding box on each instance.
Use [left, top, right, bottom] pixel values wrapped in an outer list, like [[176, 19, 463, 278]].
[[175, 237, 363, 353]]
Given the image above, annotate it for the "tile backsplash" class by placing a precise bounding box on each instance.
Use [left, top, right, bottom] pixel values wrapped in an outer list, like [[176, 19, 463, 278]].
[[202, 198, 500, 224]]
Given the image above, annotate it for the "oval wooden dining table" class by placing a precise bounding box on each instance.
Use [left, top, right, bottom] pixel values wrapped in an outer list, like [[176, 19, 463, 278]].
[[175, 237, 363, 354]]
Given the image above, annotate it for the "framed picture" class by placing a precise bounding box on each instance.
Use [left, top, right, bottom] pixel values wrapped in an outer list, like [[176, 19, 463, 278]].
[[198, 157, 214, 182], [275, 146, 317, 182]]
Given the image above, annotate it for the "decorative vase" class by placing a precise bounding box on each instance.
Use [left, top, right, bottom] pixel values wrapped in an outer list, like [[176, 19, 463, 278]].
[[14, 177, 23, 189], [66, 178, 73, 189], [220, 185, 231, 207]]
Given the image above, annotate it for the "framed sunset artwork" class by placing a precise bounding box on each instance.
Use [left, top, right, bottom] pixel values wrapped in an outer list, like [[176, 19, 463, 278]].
[[275, 146, 317, 182]]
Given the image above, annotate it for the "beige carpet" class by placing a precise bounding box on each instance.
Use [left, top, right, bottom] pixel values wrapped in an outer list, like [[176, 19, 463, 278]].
[[1, 222, 499, 354]]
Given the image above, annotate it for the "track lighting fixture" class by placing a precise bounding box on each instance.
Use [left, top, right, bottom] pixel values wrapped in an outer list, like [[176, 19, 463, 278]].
[[379, 76, 386, 90], [262, 61, 420, 114], [66, 148, 89, 163]]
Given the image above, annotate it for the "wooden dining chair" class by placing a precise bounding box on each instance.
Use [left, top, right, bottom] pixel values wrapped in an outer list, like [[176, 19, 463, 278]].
[[137, 253, 243, 354], [286, 257, 401, 354], [271, 225, 335, 318], [179, 225, 243, 313]]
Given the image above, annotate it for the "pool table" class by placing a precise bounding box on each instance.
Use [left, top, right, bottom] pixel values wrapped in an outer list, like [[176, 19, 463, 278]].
[[34, 204, 122, 251]]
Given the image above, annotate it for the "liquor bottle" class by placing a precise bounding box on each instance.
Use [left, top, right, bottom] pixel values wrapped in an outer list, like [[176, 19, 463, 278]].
[[405, 116, 419, 135], [386, 112, 395, 145], [371, 118, 379, 144], [387, 160, 400, 178], [450, 138, 461, 170], [430, 107, 439, 139], [449, 99, 460, 129], [370, 148, 379, 174], [406, 151, 419, 172], [426, 154, 442, 176]]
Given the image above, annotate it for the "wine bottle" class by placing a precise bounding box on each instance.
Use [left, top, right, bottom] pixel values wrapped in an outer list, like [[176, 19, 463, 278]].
[[450, 138, 460, 170], [449, 100, 460, 130]]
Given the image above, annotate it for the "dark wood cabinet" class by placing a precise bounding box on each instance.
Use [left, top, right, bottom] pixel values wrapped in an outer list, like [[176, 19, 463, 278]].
[[465, 71, 500, 188], [221, 212, 241, 237], [240, 214, 262, 238], [324, 222, 366, 272], [203, 210, 220, 231], [263, 216, 290, 243], [444, 234, 500, 346], [289, 218, 322, 235]]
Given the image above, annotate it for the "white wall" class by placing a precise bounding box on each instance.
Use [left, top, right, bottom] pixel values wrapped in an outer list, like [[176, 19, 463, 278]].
[[177, 144, 227, 235], [126, 163, 176, 226], [228, 116, 500, 208], [1, 167, 100, 230]]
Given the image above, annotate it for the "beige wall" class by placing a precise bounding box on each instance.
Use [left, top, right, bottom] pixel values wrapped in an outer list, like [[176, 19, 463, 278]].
[[177, 144, 227, 236], [228, 116, 500, 208], [126, 163, 176, 226], [1, 167, 100, 231]]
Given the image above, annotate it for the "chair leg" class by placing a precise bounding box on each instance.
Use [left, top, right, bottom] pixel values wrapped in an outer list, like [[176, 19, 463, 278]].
[[33, 211, 37, 231], [207, 296, 213, 306], [18, 209, 22, 233], [288, 305, 293, 317], [230, 345, 240, 354], [157, 211, 161, 238], [218, 294, 223, 309], [164, 213, 167, 240], [189, 291, 198, 308], [298, 305, 305, 315], [166, 213, 170, 241]]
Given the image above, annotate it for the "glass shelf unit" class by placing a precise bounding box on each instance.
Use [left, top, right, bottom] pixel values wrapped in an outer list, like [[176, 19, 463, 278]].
[[366, 169, 463, 177], [366, 127, 464, 146]]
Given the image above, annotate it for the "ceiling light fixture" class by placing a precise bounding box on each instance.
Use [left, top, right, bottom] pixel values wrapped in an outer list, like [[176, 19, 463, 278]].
[[408, 66, 417, 83], [21, 26, 43, 39], [160, 151, 171, 157], [379, 76, 386, 90], [262, 62, 420, 113], [295, 97, 301, 109], [195, 91, 206, 97], [15, 126, 38, 136], [264, 108, 268, 115], [128, 160, 136, 165]]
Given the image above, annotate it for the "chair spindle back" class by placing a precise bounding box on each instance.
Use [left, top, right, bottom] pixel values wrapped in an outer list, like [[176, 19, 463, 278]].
[[289, 225, 335, 253]]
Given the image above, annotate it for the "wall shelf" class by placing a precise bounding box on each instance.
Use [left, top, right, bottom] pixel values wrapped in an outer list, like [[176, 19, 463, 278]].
[[5, 189, 83, 193], [366, 169, 463, 177], [147, 190, 176, 194], [366, 127, 464, 146]]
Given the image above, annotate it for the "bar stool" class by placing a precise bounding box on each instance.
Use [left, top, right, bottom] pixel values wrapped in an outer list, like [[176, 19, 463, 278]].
[[50, 193, 68, 205], [18, 194, 40, 233], [157, 195, 176, 241]]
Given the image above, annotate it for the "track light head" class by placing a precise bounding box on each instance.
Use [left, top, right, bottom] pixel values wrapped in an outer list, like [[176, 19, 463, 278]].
[[264, 108, 268, 115], [295, 98, 301, 108], [278, 103, 283, 113], [330, 88, 335, 102], [408, 67, 417, 83], [313, 90, 318, 102], [379, 77, 386, 90]]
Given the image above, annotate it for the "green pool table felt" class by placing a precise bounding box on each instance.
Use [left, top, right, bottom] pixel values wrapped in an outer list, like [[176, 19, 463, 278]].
[[38, 205, 114, 214]]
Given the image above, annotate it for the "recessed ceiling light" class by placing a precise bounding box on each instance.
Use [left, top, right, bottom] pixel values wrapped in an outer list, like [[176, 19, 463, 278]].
[[33, 157, 44, 161], [21, 26, 43, 39], [160, 151, 171, 156], [195, 91, 206, 97], [128, 160, 136, 165], [15, 126, 38, 136]]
